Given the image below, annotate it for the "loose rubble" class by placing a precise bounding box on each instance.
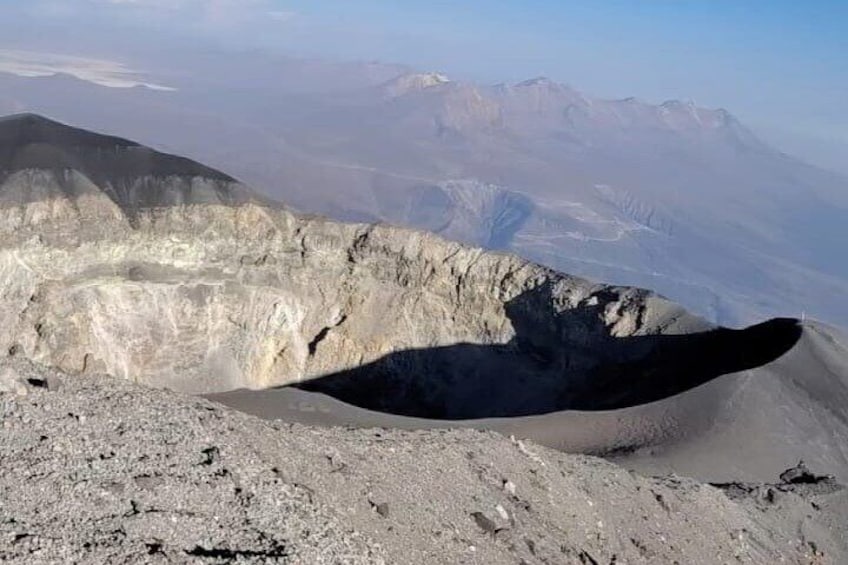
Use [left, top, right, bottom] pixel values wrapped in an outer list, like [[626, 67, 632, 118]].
[[0, 359, 845, 564]]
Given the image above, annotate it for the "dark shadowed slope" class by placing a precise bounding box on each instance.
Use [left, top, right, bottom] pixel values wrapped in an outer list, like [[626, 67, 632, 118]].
[[292, 284, 802, 418], [210, 321, 848, 483]]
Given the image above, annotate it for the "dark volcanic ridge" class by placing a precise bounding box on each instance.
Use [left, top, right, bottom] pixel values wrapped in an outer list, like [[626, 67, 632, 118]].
[[0, 113, 233, 181], [0, 113, 258, 215]]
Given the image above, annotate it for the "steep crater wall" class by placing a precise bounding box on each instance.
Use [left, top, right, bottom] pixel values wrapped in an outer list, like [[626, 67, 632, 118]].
[[0, 186, 705, 402]]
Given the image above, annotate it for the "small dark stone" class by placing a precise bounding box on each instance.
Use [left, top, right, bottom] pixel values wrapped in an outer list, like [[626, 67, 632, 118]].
[[779, 461, 830, 485], [578, 549, 599, 565], [200, 446, 220, 466], [146, 542, 165, 555], [185, 543, 288, 559], [470, 511, 498, 534], [524, 538, 537, 555], [764, 488, 776, 503], [653, 491, 670, 511]]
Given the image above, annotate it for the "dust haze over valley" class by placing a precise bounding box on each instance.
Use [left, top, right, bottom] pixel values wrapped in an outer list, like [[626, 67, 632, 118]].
[[1, 39, 847, 329], [1, 2, 848, 563]]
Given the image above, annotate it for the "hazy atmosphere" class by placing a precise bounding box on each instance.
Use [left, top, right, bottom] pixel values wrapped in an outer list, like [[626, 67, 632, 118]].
[[3, 0, 846, 173]]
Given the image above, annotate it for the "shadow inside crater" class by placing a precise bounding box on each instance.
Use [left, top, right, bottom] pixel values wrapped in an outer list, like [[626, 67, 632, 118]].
[[293, 283, 803, 420]]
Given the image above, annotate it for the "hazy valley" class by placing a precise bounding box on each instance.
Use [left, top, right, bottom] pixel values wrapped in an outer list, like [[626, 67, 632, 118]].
[[2, 50, 847, 329]]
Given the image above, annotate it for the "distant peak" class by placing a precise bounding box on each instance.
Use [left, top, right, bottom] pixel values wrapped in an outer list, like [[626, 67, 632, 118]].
[[382, 72, 451, 97], [714, 108, 734, 121], [513, 77, 581, 96], [401, 71, 450, 84], [660, 99, 696, 109], [518, 76, 553, 86], [657, 101, 738, 124]]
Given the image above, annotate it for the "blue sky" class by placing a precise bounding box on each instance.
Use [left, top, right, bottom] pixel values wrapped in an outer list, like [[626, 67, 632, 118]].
[[3, 0, 846, 172]]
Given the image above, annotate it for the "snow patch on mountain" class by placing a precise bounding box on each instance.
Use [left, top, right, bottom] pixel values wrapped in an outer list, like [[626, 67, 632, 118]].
[[382, 72, 451, 98]]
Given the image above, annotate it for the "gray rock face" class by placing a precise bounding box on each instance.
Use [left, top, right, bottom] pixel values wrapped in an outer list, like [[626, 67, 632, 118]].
[[1, 359, 844, 564], [0, 114, 703, 400], [0, 367, 28, 395]]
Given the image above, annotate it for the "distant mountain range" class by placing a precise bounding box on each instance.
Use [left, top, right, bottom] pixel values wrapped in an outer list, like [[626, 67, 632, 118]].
[[1, 52, 845, 328]]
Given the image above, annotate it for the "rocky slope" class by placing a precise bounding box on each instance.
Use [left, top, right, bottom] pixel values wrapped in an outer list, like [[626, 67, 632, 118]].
[[2, 114, 847, 473], [0, 114, 705, 400], [1, 360, 845, 564]]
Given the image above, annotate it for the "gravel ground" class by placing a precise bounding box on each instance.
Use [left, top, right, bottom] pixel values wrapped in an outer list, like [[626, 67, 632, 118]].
[[1, 359, 844, 564]]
